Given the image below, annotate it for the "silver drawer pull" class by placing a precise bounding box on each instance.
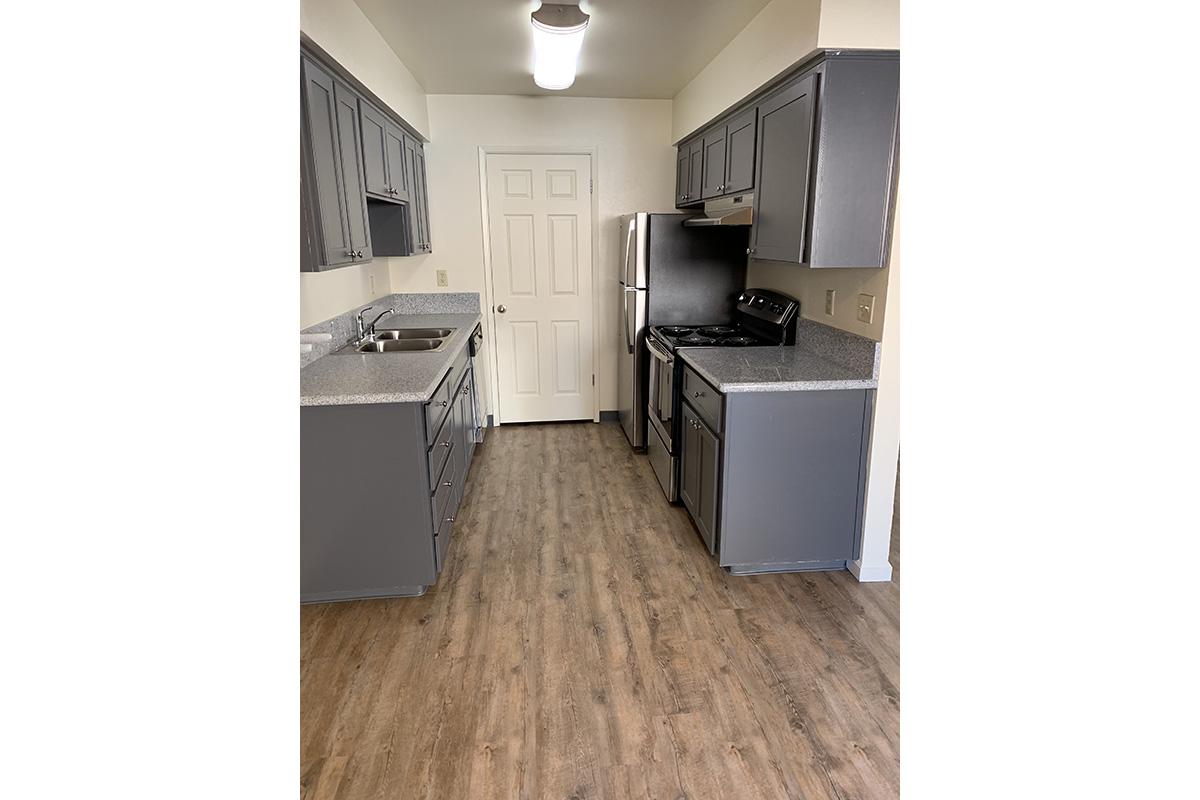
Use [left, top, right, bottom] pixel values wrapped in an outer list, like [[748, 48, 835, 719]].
[[439, 400, 448, 407], [442, 441, 452, 448], [442, 480, 453, 487], [445, 516, 455, 523]]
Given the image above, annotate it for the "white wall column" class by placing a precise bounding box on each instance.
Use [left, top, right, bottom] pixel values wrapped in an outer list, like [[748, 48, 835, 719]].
[[850, 199, 900, 582]]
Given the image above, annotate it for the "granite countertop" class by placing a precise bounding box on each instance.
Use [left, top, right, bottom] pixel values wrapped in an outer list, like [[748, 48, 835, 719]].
[[301, 312, 482, 406], [679, 345, 878, 393]]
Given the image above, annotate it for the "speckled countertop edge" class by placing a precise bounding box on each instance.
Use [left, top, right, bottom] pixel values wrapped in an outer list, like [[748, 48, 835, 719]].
[[300, 312, 482, 406]]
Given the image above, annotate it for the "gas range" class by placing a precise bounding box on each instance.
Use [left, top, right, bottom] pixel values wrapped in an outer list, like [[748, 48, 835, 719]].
[[648, 324, 772, 352]]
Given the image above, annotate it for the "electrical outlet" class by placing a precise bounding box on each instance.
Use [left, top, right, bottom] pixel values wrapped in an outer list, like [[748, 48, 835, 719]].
[[436, 270, 448, 288], [825, 289, 836, 316], [856, 293, 875, 324]]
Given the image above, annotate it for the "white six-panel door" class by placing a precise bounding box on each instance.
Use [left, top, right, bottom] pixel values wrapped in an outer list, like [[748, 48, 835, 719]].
[[485, 153, 594, 423]]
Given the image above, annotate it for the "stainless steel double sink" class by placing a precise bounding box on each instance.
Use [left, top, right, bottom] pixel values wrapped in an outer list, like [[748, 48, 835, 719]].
[[339, 328, 456, 354]]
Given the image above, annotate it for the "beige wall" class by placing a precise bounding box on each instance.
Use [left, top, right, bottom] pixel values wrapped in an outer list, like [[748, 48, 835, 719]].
[[747, 259, 890, 340], [388, 94, 676, 412], [817, 0, 900, 48], [299, 260, 393, 330], [300, 0, 429, 138], [671, 0, 821, 142]]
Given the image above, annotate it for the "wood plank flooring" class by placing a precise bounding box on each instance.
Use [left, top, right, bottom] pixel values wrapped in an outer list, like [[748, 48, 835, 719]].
[[301, 422, 899, 800]]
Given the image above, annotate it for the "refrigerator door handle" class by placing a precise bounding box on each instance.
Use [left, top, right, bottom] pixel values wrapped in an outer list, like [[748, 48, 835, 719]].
[[623, 217, 636, 286], [622, 286, 639, 354]]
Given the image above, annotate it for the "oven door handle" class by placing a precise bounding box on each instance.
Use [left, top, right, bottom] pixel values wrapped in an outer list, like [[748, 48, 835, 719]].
[[646, 336, 672, 363]]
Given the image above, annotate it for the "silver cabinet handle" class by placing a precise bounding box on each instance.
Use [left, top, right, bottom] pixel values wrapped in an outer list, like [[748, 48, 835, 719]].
[[746, 248, 756, 255], [439, 400, 448, 407], [693, 391, 704, 398], [462, 387, 470, 395], [346, 250, 356, 259], [497, 304, 507, 313], [442, 480, 453, 487], [442, 440, 452, 448], [445, 516, 455, 523]]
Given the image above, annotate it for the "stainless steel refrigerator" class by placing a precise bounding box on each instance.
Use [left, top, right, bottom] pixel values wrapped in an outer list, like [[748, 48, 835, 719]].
[[616, 212, 749, 449]]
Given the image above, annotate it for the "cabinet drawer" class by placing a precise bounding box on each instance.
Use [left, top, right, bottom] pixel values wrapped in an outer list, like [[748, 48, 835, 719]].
[[427, 404, 455, 492], [424, 372, 453, 436], [431, 448, 457, 525], [681, 365, 723, 433]]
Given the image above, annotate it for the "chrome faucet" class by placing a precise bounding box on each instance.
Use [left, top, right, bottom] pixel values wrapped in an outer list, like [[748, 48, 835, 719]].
[[355, 306, 397, 344]]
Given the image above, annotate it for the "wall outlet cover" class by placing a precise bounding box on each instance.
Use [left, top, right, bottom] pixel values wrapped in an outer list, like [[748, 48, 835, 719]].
[[436, 270, 449, 287], [825, 289, 836, 316], [856, 293, 875, 324]]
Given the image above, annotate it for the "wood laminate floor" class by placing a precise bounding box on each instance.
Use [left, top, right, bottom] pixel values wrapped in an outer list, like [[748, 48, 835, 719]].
[[301, 422, 899, 800]]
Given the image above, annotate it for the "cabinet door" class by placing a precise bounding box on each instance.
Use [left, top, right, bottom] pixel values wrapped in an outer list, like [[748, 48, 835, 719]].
[[301, 58, 353, 267], [358, 101, 391, 200], [696, 418, 720, 552], [410, 140, 431, 252], [750, 73, 818, 263], [687, 139, 704, 205], [679, 404, 701, 517], [700, 126, 727, 199], [332, 81, 372, 261], [675, 146, 690, 206], [384, 123, 409, 202], [724, 108, 757, 195]]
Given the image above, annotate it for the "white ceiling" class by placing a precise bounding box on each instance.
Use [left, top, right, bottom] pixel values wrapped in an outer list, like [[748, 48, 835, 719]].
[[353, 0, 773, 99]]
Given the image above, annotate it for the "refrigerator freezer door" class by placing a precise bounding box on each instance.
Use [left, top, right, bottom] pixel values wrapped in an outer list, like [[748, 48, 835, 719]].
[[617, 285, 647, 449]]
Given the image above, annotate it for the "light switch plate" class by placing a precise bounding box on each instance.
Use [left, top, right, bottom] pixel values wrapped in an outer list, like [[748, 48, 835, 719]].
[[856, 293, 875, 324], [436, 270, 449, 287], [825, 289, 836, 316]]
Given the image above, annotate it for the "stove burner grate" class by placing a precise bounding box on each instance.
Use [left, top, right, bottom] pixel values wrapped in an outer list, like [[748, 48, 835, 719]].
[[700, 325, 737, 337]]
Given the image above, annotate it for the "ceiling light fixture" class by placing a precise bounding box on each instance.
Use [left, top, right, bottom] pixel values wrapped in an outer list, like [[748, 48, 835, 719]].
[[530, 3, 590, 91]]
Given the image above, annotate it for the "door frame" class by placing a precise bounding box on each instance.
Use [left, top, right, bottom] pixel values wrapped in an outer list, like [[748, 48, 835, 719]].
[[477, 145, 601, 425]]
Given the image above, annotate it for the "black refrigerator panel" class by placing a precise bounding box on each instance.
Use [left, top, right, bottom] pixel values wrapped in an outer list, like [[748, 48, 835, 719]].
[[646, 215, 749, 326]]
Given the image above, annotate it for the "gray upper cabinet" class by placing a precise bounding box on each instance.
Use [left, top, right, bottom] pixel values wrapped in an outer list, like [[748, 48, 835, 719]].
[[687, 139, 704, 205], [300, 45, 434, 270], [405, 136, 432, 253], [723, 108, 757, 195], [332, 82, 371, 263], [672, 50, 898, 267], [301, 57, 356, 269], [675, 147, 690, 206], [749, 73, 818, 263], [700, 126, 726, 199], [360, 99, 411, 204], [359, 101, 391, 200]]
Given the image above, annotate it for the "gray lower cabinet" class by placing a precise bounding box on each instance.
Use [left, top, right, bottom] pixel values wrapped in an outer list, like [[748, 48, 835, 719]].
[[677, 365, 873, 574], [679, 401, 721, 554], [301, 348, 476, 602]]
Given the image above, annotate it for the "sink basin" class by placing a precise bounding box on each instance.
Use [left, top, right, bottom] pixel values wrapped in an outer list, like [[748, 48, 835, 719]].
[[374, 328, 455, 340], [354, 338, 444, 353]]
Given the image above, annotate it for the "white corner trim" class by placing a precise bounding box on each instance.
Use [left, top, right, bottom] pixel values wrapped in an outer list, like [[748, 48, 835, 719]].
[[848, 559, 893, 583]]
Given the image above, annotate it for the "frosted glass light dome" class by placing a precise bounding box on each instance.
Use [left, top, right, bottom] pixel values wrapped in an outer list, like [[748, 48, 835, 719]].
[[531, 3, 590, 91]]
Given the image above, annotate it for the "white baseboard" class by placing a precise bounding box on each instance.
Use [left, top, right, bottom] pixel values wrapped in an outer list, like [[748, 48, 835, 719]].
[[848, 559, 893, 583]]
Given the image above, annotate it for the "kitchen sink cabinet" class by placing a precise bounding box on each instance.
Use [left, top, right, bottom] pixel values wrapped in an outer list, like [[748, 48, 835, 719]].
[[676, 364, 873, 574], [301, 349, 475, 602]]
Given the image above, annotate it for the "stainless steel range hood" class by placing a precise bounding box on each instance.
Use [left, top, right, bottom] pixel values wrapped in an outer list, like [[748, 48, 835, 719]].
[[682, 193, 754, 227]]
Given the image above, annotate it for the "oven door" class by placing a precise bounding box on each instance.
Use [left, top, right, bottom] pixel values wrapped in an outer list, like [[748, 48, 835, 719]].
[[646, 334, 675, 452]]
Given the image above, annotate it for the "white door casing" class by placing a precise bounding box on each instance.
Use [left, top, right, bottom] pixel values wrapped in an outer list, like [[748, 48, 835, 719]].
[[484, 152, 595, 423]]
